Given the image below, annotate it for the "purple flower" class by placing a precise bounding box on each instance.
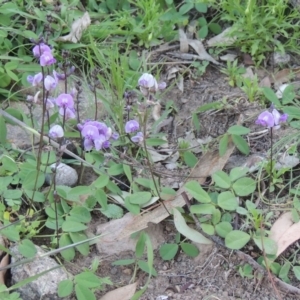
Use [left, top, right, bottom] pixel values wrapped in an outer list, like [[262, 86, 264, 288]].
[[125, 120, 139, 133], [158, 81, 167, 90], [131, 132, 144, 143], [53, 70, 66, 81], [49, 125, 64, 139], [56, 93, 74, 109], [94, 135, 106, 150], [61, 107, 76, 120], [32, 43, 51, 58], [256, 105, 288, 129], [83, 138, 94, 151], [81, 125, 100, 140], [40, 51, 56, 66], [138, 73, 158, 89], [27, 72, 43, 86], [45, 98, 55, 110], [44, 75, 58, 91], [111, 132, 119, 140]]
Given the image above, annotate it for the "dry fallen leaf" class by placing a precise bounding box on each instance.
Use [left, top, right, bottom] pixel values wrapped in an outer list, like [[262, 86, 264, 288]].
[[269, 212, 300, 257], [56, 12, 91, 43], [0, 253, 9, 284], [100, 282, 137, 300], [207, 27, 237, 47], [179, 28, 189, 53], [259, 76, 271, 88]]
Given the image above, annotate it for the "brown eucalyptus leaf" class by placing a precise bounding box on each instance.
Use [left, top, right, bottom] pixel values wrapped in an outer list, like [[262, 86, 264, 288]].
[[270, 212, 300, 257], [100, 282, 137, 300], [0, 253, 9, 284]]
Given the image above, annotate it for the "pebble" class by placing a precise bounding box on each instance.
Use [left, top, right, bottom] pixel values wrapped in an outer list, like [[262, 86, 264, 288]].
[[45, 163, 78, 187], [273, 52, 290, 65], [110, 267, 118, 275], [122, 268, 132, 275]]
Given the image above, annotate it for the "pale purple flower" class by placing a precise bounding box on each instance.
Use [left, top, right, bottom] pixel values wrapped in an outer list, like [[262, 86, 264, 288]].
[[256, 111, 275, 128], [125, 120, 139, 133], [32, 43, 51, 58], [61, 107, 76, 120], [138, 73, 158, 89], [49, 125, 64, 139], [131, 132, 144, 143], [158, 81, 167, 90], [94, 135, 106, 150], [40, 51, 56, 66], [56, 93, 74, 109], [83, 138, 94, 151], [256, 105, 288, 129], [111, 132, 119, 140], [45, 98, 55, 110], [44, 75, 57, 91], [27, 72, 43, 86], [81, 125, 100, 140], [53, 70, 66, 81]]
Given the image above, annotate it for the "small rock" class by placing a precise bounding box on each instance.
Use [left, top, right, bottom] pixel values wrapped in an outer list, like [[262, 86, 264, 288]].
[[122, 268, 132, 275], [273, 52, 290, 65], [45, 163, 78, 187], [10, 244, 68, 300]]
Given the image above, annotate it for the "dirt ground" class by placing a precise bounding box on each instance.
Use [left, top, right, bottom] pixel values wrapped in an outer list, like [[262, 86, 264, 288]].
[[62, 63, 300, 300]]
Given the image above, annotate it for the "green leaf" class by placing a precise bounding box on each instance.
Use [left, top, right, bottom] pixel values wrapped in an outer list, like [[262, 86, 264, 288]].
[[145, 137, 168, 147], [128, 192, 152, 205], [22, 170, 45, 189], [75, 272, 101, 288], [62, 221, 87, 232], [179, 3, 194, 15], [159, 243, 179, 260], [212, 208, 221, 225], [75, 283, 96, 300], [232, 134, 250, 155], [58, 279, 74, 297], [227, 125, 250, 135], [124, 196, 140, 215], [236, 206, 248, 215], [135, 232, 146, 258], [215, 221, 232, 238], [201, 223, 215, 235], [198, 25, 208, 39], [112, 259, 135, 266], [173, 208, 212, 244], [262, 87, 281, 106], [279, 262, 291, 282], [218, 191, 238, 211], [18, 239, 37, 258], [232, 177, 256, 196], [219, 134, 228, 156], [192, 113, 200, 131], [190, 204, 215, 214], [108, 164, 124, 176], [69, 207, 91, 223], [137, 260, 157, 276], [68, 186, 91, 202], [0, 116, 7, 144], [293, 266, 300, 280], [184, 180, 211, 203], [229, 167, 249, 182], [3, 189, 22, 199], [180, 243, 199, 257], [59, 233, 75, 261], [94, 189, 107, 209], [195, 3, 207, 13], [183, 151, 198, 167], [128, 50, 140, 71], [212, 171, 231, 189], [69, 232, 89, 256], [123, 164, 132, 182], [208, 23, 222, 34], [253, 237, 277, 255], [92, 174, 109, 189], [100, 204, 123, 219], [1, 156, 18, 172], [225, 230, 250, 249]]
